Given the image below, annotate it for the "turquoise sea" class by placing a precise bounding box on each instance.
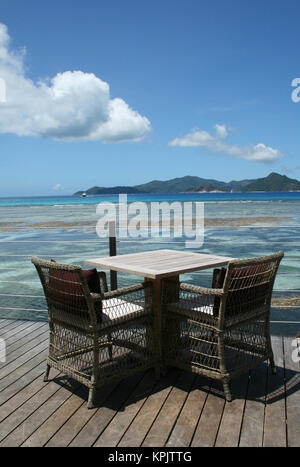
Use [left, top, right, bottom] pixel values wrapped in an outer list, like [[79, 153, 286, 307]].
[[0, 192, 300, 335]]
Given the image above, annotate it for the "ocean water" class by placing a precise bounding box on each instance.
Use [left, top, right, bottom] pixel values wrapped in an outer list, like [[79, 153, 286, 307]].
[[0, 192, 299, 335]]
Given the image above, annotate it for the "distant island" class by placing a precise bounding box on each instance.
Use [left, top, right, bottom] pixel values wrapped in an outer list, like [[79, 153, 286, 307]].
[[74, 172, 300, 195]]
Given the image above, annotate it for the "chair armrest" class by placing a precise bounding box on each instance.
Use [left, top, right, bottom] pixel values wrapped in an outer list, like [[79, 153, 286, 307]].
[[90, 292, 103, 302], [102, 281, 153, 300], [178, 282, 224, 297], [163, 281, 223, 321]]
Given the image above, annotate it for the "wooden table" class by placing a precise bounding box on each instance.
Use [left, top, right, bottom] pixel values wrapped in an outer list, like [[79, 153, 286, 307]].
[[85, 249, 233, 280], [85, 249, 233, 362]]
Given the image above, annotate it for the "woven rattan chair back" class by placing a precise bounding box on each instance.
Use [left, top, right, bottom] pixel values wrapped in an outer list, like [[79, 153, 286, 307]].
[[31, 256, 99, 331], [218, 251, 283, 326]]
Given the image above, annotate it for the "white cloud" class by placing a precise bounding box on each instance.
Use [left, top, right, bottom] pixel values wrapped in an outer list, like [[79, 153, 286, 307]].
[[170, 129, 213, 147], [214, 124, 228, 139], [169, 124, 282, 162], [0, 24, 151, 142]]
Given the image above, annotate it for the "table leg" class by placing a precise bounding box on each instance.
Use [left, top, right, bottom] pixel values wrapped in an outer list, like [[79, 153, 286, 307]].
[[144, 275, 179, 373], [144, 278, 162, 375], [162, 276, 180, 361]]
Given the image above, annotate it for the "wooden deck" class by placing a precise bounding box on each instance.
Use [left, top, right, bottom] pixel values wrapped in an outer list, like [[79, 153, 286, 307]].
[[0, 318, 299, 447]]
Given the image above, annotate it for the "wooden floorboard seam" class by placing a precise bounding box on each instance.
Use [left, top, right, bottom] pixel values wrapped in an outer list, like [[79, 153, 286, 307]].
[[93, 370, 159, 447], [164, 373, 198, 447], [0, 320, 38, 338], [45, 380, 121, 447], [237, 373, 250, 447], [91, 375, 148, 447], [116, 369, 181, 448], [20, 382, 84, 447], [5, 324, 47, 354], [0, 366, 59, 424], [188, 381, 211, 447], [0, 339, 49, 383], [0, 350, 48, 398], [212, 393, 227, 447], [70, 373, 146, 447], [22, 388, 89, 447], [0, 378, 65, 445], [0, 321, 299, 448], [2, 331, 49, 369], [140, 370, 183, 447]]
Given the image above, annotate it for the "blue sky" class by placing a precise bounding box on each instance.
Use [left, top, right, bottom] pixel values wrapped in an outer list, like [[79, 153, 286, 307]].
[[0, 0, 300, 196]]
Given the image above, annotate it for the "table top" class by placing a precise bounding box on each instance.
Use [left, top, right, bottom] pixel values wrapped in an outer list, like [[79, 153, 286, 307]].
[[85, 249, 234, 279]]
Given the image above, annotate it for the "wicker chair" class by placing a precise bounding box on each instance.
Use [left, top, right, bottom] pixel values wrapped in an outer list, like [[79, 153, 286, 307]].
[[32, 256, 159, 408], [162, 251, 284, 401]]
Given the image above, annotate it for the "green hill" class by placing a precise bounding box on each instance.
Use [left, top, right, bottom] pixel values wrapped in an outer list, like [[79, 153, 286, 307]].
[[242, 173, 300, 192], [74, 186, 141, 195], [135, 176, 229, 193], [74, 172, 300, 195]]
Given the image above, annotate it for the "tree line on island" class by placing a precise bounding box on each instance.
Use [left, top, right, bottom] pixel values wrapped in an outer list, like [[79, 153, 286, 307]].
[[74, 172, 300, 195]]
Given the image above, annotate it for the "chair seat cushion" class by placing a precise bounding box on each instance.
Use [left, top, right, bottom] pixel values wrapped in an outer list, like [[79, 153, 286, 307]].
[[100, 297, 149, 328], [51, 297, 149, 332], [166, 299, 216, 325]]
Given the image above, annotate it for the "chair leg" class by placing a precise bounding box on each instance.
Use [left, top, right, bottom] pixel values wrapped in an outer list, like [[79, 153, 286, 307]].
[[89, 342, 99, 409], [223, 381, 232, 402], [43, 364, 51, 382], [107, 333, 113, 360], [266, 325, 276, 375], [87, 387, 96, 409], [270, 354, 277, 375]]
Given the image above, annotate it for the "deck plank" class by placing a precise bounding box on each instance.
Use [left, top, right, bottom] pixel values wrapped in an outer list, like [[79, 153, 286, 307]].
[[117, 369, 180, 447], [2, 330, 48, 368], [0, 320, 299, 447], [69, 372, 145, 447], [0, 356, 48, 404], [0, 319, 13, 329], [5, 321, 45, 346], [191, 379, 226, 447], [284, 336, 300, 447], [6, 322, 46, 354], [0, 365, 60, 424], [142, 370, 195, 447], [21, 380, 93, 447], [94, 370, 157, 447], [0, 374, 66, 444], [215, 373, 249, 447], [0, 320, 34, 338], [239, 363, 268, 447], [0, 379, 79, 446], [0, 347, 48, 394], [166, 375, 209, 447], [263, 336, 287, 447], [0, 340, 48, 381], [45, 381, 120, 447]]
